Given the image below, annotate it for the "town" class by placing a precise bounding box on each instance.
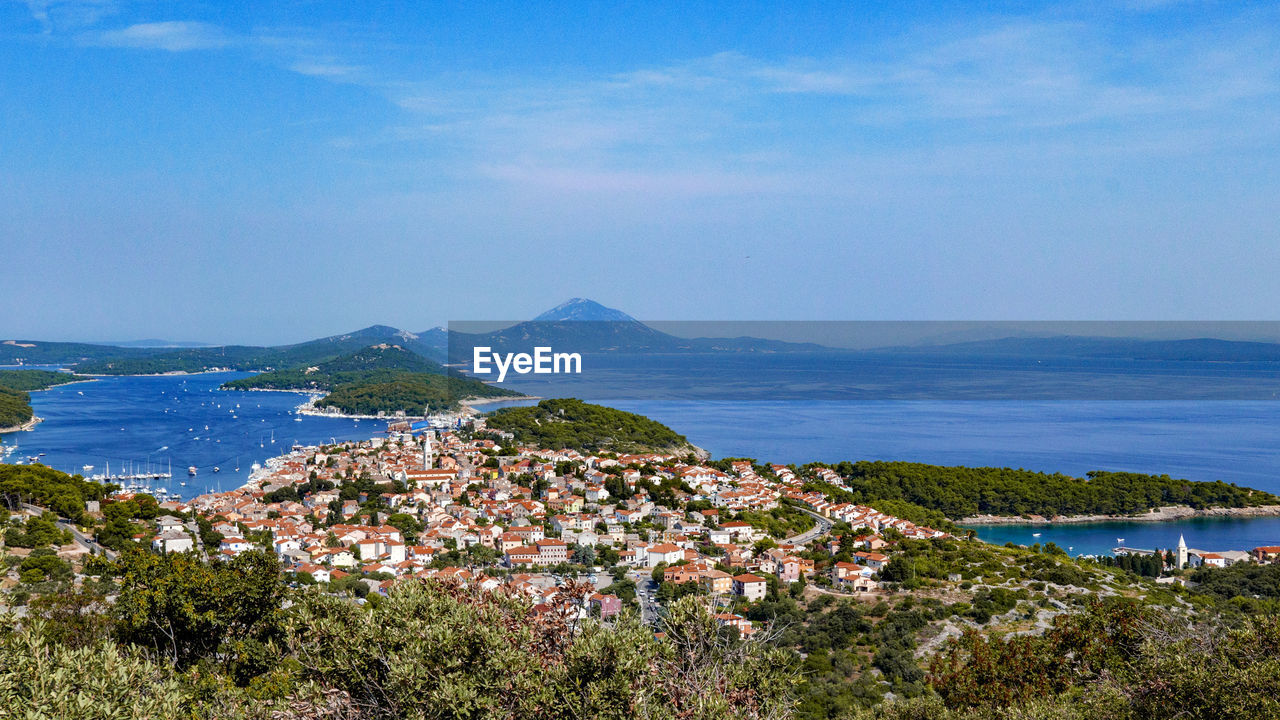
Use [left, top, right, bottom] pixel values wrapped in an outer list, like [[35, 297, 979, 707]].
[[112, 416, 952, 633], [6, 411, 1280, 719]]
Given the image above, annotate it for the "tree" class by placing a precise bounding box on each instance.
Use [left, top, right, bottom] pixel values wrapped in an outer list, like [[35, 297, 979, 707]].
[[572, 544, 597, 566], [879, 556, 914, 584], [91, 548, 286, 671], [386, 512, 422, 539]]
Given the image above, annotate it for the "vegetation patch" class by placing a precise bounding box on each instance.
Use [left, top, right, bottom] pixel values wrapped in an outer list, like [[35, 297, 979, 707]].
[[487, 398, 695, 453]]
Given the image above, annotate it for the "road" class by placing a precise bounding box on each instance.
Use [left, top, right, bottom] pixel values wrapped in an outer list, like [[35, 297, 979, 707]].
[[629, 568, 661, 626], [784, 506, 833, 546], [21, 502, 117, 560]]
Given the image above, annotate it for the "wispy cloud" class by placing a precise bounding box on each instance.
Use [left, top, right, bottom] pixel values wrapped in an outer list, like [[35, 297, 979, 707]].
[[289, 61, 359, 80], [354, 15, 1277, 197], [22, 2, 1279, 200], [94, 21, 229, 51], [22, 0, 117, 33]]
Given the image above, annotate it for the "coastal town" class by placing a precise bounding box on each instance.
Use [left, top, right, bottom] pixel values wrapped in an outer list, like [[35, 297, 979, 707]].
[[6, 405, 1280, 718], [11, 412, 1255, 640], [62, 416, 959, 630]]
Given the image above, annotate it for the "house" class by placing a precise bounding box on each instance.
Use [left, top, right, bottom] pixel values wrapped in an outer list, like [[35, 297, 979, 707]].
[[831, 562, 877, 592], [852, 551, 888, 571], [1198, 552, 1227, 568], [837, 574, 879, 593], [152, 531, 194, 554], [504, 546, 540, 567], [699, 568, 733, 594], [535, 538, 569, 565], [219, 536, 253, 554], [589, 593, 622, 619], [775, 556, 801, 583], [663, 565, 701, 585], [732, 573, 767, 602], [719, 521, 757, 543], [714, 613, 754, 636], [296, 563, 331, 583], [831, 561, 869, 581], [1254, 546, 1280, 564], [646, 543, 684, 567]]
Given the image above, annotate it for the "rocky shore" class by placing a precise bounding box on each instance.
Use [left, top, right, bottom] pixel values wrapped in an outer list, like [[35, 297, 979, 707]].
[[961, 504, 1280, 526], [0, 416, 42, 434]]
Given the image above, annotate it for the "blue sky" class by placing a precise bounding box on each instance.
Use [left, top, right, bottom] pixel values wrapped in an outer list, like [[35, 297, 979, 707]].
[[3, 1, 1279, 344]]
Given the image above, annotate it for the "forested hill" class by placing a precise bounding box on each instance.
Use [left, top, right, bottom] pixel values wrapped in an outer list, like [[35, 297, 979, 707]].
[[802, 460, 1280, 519], [486, 398, 696, 454], [0, 386, 32, 430], [71, 325, 442, 375], [0, 463, 113, 521], [221, 344, 444, 391], [0, 370, 89, 429], [0, 339, 156, 365], [218, 344, 520, 415], [315, 374, 520, 416], [0, 370, 90, 392]]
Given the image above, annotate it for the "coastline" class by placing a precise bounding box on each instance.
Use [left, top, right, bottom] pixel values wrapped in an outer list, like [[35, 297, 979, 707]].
[[960, 504, 1280, 526], [78, 368, 234, 377], [459, 395, 541, 406], [0, 416, 42, 434]]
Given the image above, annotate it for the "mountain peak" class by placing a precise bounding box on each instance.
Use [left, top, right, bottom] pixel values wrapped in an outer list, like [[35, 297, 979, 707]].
[[533, 298, 636, 323]]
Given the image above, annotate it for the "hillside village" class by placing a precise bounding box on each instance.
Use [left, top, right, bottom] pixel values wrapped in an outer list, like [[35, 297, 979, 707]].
[[121, 418, 952, 633]]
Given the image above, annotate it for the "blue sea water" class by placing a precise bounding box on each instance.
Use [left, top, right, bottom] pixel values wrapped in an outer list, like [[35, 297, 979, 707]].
[[5, 353, 1280, 555], [495, 352, 1280, 555], [0, 371, 385, 497]]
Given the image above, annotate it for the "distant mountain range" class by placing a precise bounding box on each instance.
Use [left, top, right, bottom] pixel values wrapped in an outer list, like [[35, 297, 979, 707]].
[[883, 335, 1280, 362], [441, 298, 830, 361], [7, 299, 1280, 373]]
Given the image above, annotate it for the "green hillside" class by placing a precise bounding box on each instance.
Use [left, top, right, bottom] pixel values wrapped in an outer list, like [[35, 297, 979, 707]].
[[486, 398, 694, 453], [216, 344, 519, 415], [222, 344, 443, 391], [0, 370, 90, 392], [72, 325, 441, 375], [801, 460, 1280, 519], [315, 374, 519, 416], [0, 386, 32, 429], [0, 339, 159, 365], [0, 370, 89, 429]]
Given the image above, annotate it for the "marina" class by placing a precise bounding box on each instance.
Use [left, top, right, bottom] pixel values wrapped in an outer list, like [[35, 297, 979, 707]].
[[0, 370, 386, 498]]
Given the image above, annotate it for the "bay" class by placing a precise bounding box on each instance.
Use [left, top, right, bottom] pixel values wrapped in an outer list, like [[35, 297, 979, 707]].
[[6, 351, 1280, 554], [0, 370, 385, 497]]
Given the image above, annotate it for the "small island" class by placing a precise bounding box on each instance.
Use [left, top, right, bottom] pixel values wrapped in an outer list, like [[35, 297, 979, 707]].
[[221, 344, 523, 417]]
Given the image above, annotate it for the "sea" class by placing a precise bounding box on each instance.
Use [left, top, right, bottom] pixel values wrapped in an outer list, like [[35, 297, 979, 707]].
[[0, 370, 387, 498], [6, 352, 1280, 556]]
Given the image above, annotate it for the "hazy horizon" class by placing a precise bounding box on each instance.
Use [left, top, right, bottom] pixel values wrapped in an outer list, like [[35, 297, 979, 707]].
[[19, 314, 1280, 351]]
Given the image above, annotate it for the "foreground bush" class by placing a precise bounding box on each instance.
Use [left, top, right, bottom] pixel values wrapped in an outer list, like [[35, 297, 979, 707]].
[[849, 599, 1280, 720], [2, 568, 796, 720], [288, 579, 796, 720]]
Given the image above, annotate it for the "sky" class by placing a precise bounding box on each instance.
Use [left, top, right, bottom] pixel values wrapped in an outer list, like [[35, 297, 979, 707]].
[[3, 1, 1279, 345]]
